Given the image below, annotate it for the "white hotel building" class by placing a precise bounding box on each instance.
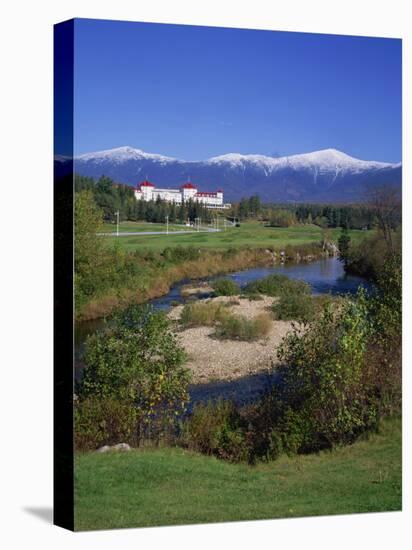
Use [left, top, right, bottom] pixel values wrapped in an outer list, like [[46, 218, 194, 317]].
[[134, 180, 230, 209]]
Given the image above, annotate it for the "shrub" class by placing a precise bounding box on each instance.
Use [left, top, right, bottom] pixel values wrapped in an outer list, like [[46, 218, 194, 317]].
[[267, 429, 284, 460], [370, 252, 402, 341], [212, 278, 240, 296], [183, 398, 285, 464], [272, 292, 339, 323], [74, 190, 104, 310], [244, 274, 310, 297], [214, 313, 271, 341], [180, 301, 228, 327], [363, 253, 402, 414], [269, 209, 297, 227], [272, 292, 315, 321], [183, 400, 248, 462], [342, 229, 401, 280], [275, 296, 378, 451], [77, 305, 191, 443], [340, 239, 402, 414], [75, 397, 141, 451]]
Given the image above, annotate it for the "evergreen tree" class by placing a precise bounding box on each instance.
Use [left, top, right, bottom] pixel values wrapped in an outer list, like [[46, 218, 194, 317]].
[[169, 202, 177, 223]]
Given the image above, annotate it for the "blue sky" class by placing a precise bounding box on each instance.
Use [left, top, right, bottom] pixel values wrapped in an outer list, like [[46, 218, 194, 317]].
[[73, 19, 402, 162]]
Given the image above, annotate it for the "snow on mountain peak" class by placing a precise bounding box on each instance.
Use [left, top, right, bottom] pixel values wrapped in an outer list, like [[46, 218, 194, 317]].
[[76, 146, 177, 164], [289, 148, 393, 171], [208, 148, 394, 172], [75, 146, 396, 173], [208, 152, 274, 166], [70, 145, 401, 202]]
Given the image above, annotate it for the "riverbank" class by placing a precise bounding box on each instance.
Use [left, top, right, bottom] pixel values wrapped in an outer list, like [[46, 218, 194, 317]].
[[77, 243, 326, 321], [75, 256, 369, 360]]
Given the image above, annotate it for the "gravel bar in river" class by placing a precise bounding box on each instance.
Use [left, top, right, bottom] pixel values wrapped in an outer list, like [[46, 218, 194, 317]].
[[168, 295, 292, 384]]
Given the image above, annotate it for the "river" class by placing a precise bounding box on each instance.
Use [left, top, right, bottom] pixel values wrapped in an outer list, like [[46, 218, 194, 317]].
[[76, 257, 367, 351], [75, 257, 368, 401]]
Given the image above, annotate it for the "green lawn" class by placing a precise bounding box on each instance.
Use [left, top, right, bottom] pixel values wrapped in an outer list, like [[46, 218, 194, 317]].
[[106, 221, 370, 252], [102, 221, 193, 233], [74, 416, 401, 531]]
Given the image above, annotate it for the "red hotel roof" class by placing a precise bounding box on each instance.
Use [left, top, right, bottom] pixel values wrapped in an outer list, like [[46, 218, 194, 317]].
[[138, 180, 155, 188], [181, 182, 197, 189]]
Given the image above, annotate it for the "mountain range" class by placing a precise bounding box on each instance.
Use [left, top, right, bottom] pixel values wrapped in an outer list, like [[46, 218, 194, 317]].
[[57, 146, 402, 203]]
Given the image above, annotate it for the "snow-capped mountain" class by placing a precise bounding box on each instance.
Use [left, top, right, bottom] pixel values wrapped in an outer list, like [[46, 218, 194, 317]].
[[208, 148, 394, 172], [76, 146, 177, 165], [60, 146, 401, 202]]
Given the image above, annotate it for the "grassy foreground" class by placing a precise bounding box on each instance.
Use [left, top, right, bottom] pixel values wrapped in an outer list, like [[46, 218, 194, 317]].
[[74, 416, 401, 531]]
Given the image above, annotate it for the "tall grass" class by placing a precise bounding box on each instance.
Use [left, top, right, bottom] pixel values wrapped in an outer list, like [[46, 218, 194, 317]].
[[181, 400, 246, 461], [211, 278, 240, 296], [180, 301, 228, 327], [272, 293, 338, 322], [180, 300, 272, 341], [244, 274, 310, 297], [78, 247, 274, 320], [214, 313, 272, 341], [272, 292, 315, 321]]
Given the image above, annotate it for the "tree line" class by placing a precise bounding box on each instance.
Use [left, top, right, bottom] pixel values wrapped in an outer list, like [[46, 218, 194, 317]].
[[338, 185, 402, 279], [75, 173, 401, 232], [75, 174, 216, 225], [231, 195, 399, 230]]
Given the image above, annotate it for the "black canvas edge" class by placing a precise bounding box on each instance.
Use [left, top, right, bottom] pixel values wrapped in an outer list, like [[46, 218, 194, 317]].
[[53, 18, 75, 531]]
